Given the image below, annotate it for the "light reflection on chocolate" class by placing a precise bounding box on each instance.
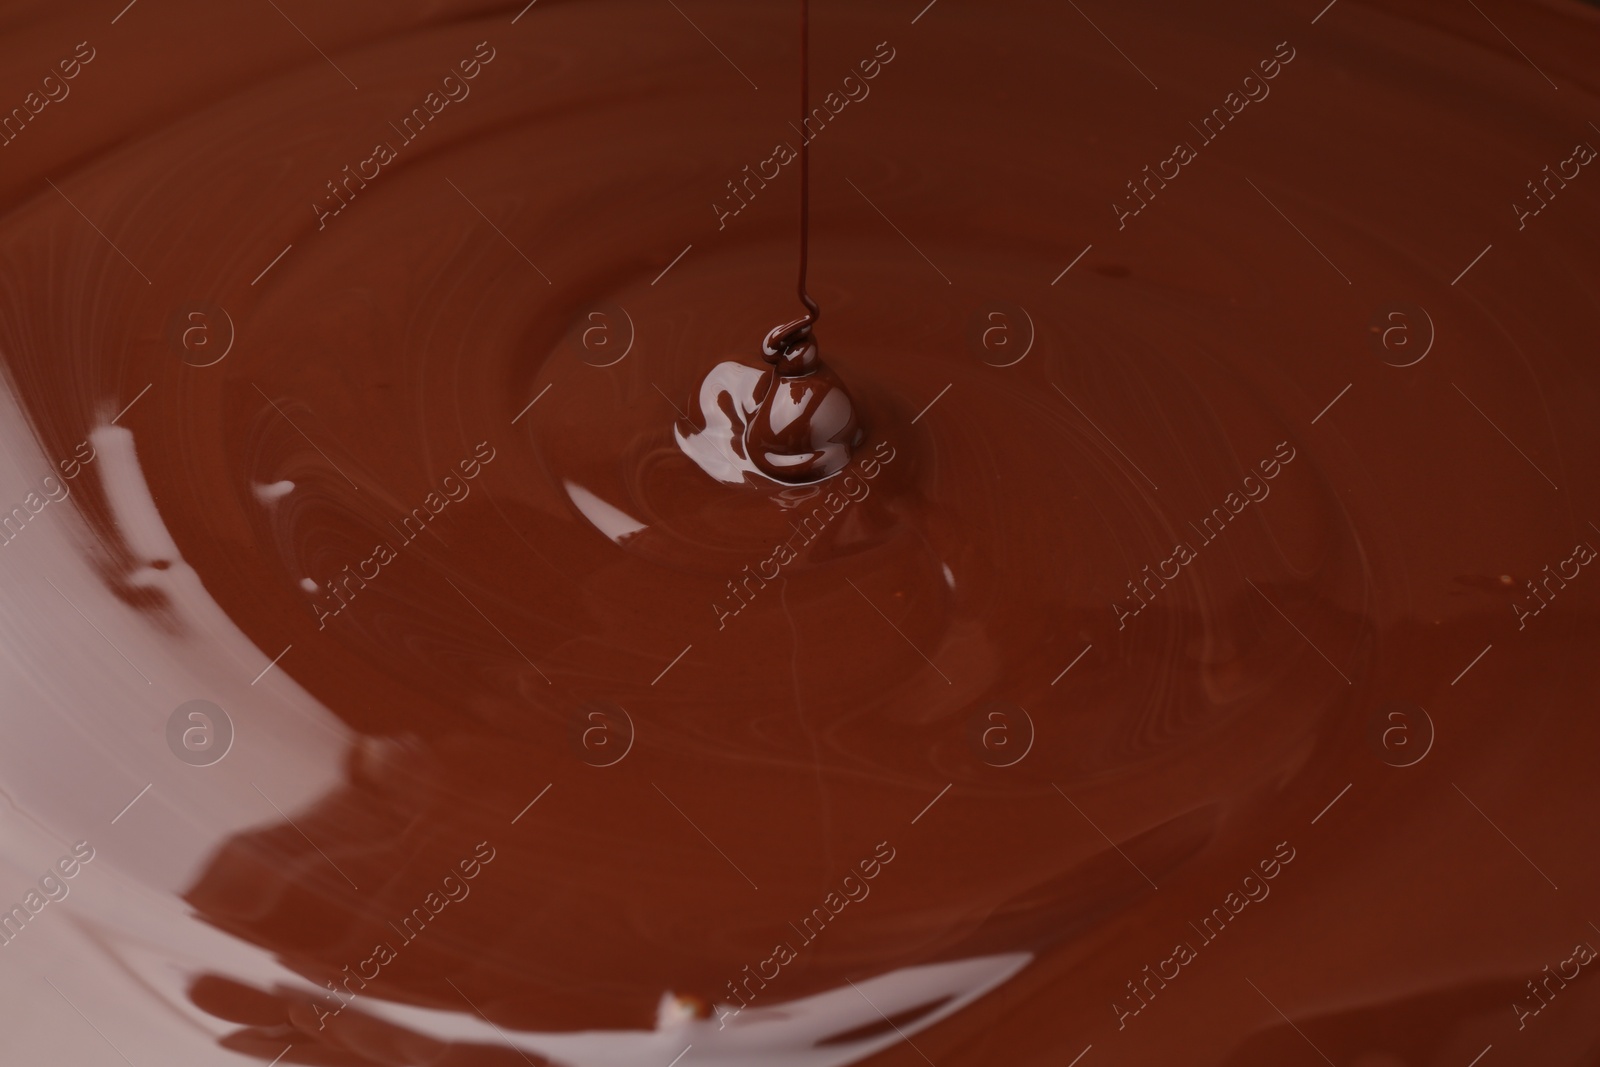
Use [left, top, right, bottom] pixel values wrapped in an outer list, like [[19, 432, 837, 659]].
[[0, 0, 1597, 1065]]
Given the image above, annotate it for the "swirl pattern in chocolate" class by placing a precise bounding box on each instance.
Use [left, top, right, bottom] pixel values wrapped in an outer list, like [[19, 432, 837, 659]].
[[0, 1, 1597, 1065]]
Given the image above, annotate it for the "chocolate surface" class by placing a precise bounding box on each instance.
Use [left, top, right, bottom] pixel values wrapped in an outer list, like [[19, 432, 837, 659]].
[[0, 0, 1597, 1064]]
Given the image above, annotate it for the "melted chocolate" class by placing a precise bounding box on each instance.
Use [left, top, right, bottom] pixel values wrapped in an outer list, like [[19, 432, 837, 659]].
[[695, 0, 866, 486], [0, 1, 1597, 1065]]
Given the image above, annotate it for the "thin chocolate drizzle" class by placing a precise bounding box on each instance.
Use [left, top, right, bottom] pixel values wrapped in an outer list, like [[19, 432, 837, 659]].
[[762, 0, 820, 358], [680, 0, 864, 486]]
